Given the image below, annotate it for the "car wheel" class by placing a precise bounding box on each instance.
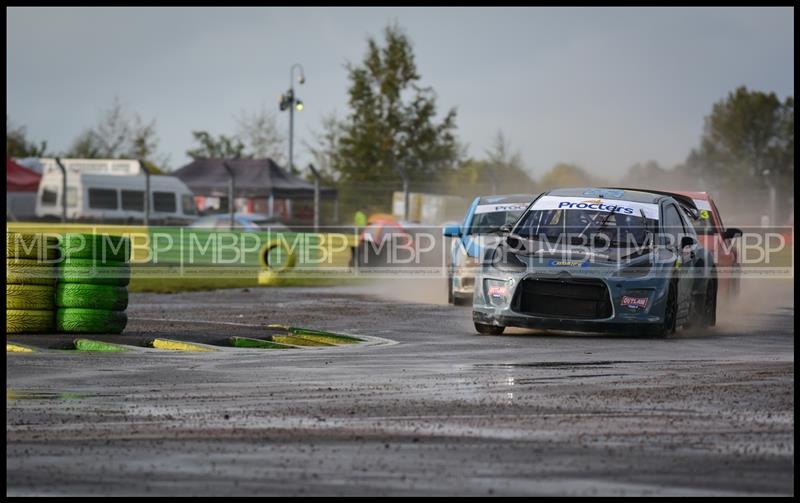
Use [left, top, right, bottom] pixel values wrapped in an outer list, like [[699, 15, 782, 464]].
[[655, 279, 677, 338], [474, 322, 504, 335]]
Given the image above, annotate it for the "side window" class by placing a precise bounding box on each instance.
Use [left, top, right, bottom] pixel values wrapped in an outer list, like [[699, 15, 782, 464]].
[[66, 187, 78, 207], [153, 192, 176, 213], [40, 186, 58, 206], [121, 190, 145, 211], [181, 194, 197, 215], [662, 204, 685, 248], [88, 188, 119, 210]]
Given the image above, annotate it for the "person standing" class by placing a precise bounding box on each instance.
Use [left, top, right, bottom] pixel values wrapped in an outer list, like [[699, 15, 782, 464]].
[[354, 206, 368, 228]]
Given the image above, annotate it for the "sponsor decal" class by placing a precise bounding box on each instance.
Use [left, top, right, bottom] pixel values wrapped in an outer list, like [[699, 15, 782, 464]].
[[531, 196, 661, 220], [487, 285, 507, 298], [547, 259, 588, 267], [621, 295, 649, 309], [474, 203, 529, 215]]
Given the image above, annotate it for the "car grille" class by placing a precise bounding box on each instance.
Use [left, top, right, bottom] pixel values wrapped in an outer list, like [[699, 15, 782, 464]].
[[514, 277, 612, 319]]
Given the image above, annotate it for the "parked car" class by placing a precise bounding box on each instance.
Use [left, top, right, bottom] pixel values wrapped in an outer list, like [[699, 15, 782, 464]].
[[473, 187, 718, 336], [188, 213, 289, 231], [443, 194, 535, 305]]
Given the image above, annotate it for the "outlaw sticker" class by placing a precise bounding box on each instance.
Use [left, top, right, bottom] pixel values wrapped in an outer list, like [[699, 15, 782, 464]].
[[621, 295, 649, 309]]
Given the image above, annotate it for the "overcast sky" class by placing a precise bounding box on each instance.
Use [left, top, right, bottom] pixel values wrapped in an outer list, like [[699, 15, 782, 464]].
[[6, 6, 794, 178]]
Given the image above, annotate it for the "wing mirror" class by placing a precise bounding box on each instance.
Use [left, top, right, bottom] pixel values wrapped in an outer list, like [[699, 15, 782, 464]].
[[723, 227, 742, 240], [499, 224, 513, 235], [443, 224, 461, 238]]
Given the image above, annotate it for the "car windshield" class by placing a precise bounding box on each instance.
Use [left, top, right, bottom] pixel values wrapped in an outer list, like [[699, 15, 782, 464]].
[[514, 208, 656, 247], [468, 209, 525, 235]]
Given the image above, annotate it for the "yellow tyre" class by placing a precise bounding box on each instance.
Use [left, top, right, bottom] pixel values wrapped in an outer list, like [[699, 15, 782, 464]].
[[6, 309, 54, 334], [259, 240, 297, 273], [6, 233, 60, 260], [6, 284, 55, 310], [6, 258, 57, 286]]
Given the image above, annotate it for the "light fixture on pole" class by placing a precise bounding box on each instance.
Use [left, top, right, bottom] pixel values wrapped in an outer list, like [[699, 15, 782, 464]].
[[278, 63, 305, 173]]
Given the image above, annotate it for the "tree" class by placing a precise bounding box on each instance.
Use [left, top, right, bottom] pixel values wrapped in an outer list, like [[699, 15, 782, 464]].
[[185, 131, 249, 160], [446, 130, 535, 196], [234, 106, 285, 163], [331, 24, 461, 209], [304, 111, 343, 184], [7, 116, 48, 158], [538, 163, 594, 189], [689, 86, 793, 187], [66, 97, 169, 172]]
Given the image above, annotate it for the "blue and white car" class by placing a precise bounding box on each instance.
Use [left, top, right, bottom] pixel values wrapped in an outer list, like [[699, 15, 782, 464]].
[[443, 194, 535, 305], [472, 188, 718, 336]]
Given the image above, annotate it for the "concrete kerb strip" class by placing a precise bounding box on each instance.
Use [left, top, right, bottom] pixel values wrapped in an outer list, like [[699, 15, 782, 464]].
[[73, 339, 130, 353], [7, 342, 35, 353], [149, 338, 218, 352]]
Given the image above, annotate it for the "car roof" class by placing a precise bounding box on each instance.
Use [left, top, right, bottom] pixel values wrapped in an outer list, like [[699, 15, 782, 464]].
[[545, 187, 685, 206], [477, 194, 536, 205]]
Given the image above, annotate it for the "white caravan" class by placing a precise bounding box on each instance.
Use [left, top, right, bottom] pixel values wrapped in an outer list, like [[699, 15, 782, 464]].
[[34, 158, 198, 224]]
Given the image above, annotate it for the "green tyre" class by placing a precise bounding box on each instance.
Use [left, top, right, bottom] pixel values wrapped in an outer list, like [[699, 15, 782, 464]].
[[59, 233, 131, 262], [56, 283, 129, 310], [7, 309, 55, 334], [6, 233, 60, 260], [6, 258, 57, 286], [58, 258, 131, 287], [7, 284, 55, 310], [56, 308, 128, 334]]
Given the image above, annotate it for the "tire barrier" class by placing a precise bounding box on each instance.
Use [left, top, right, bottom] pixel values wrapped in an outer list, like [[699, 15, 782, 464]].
[[55, 233, 131, 335], [55, 283, 129, 311], [258, 240, 297, 273], [7, 285, 55, 310], [59, 232, 131, 262], [58, 258, 131, 287], [56, 308, 128, 334], [7, 309, 54, 334], [6, 233, 60, 260], [6, 232, 57, 334], [6, 258, 58, 285]]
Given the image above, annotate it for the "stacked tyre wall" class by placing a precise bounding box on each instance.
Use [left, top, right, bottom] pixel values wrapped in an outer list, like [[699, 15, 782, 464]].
[[6, 233, 58, 333]]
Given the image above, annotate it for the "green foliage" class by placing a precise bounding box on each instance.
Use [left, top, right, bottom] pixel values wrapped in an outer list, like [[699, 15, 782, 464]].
[[688, 86, 793, 187], [7, 116, 48, 158], [331, 24, 461, 210], [185, 131, 250, 160], [65, 97, 170, 171], [446, 131, 535, 197], [538, 163, 595, 189]]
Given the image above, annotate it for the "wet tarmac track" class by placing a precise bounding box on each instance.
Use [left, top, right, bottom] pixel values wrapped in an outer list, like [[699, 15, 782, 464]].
[[6, 279, 794, 496]]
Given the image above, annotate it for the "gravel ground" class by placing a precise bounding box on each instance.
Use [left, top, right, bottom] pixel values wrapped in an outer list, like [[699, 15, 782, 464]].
[[6, 278, 794, 496]]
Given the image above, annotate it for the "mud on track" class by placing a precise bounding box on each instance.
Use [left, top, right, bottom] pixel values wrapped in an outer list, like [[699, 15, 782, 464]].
[[6, 279, 794, 496]]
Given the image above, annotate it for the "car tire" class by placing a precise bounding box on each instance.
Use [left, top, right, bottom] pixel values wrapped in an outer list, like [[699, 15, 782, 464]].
[[7, 309, 54, 334], [655, 279, 678, 338], [7, 233, 60, 260], [58, 258, 131, 287], [6, 258, 57, 286], [689, 275, 717, 330], [474, 322, 504, 335], [60, 233, 131, 262], [56, 308, 128, 334], [56, 283, 129, 311], [7, 284, 55, 310]]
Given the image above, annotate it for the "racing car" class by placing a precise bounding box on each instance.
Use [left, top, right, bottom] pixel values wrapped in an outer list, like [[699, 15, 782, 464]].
[[472, 187, 718, 336], [603, 188, 742, 299], [443, 194, 535, 305]]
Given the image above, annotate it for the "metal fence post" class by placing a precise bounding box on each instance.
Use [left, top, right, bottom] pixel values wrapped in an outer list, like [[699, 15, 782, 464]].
[[54, 158, 67, 223], [139, 160, 150, 226], [308, 164, 321, 232], [222, 161, 236, 229]]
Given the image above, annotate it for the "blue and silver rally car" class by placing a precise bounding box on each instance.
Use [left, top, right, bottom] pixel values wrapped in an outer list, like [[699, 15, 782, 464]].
[[472, 188, 718, 336], [443, 194, 535, 305]]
